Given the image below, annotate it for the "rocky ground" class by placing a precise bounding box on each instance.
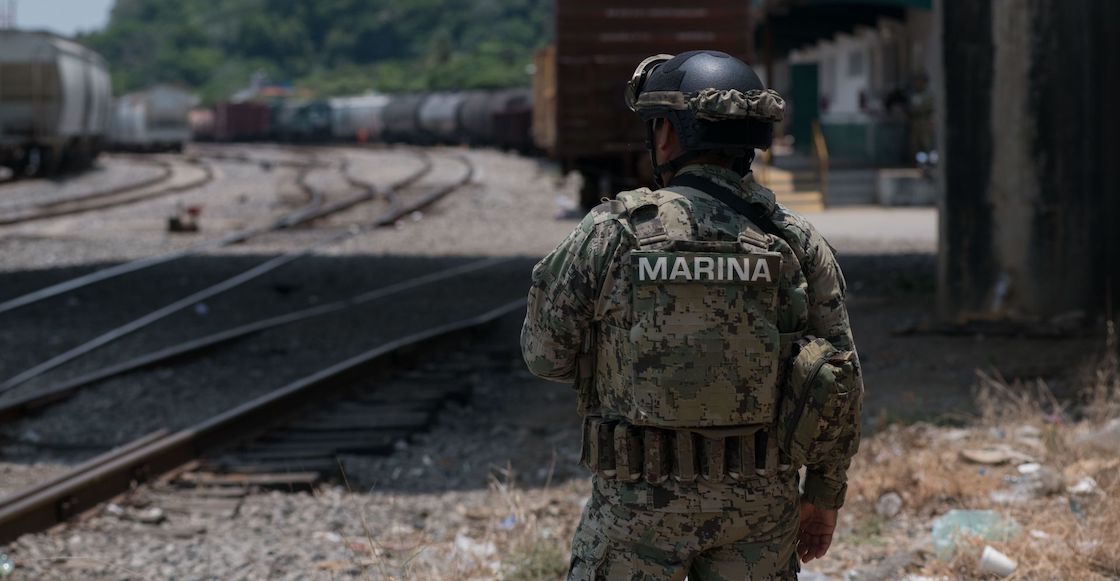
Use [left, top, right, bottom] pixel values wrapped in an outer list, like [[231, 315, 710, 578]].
[[0, 145, 1113, 580]]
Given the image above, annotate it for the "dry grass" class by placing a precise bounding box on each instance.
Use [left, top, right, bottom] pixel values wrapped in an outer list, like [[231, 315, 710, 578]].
[[823, 333, 1120, 580]]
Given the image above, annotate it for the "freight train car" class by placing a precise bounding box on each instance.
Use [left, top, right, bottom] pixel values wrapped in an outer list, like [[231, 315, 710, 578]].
[[534, 3, 755, 206], [491, 89, 533, 152], [380, 94, 427, 143], [329, 94, 390, 142], [188, 108, 215, 141], [109, 85, 197, 152], [273, 99, 332, 142], [0, 30, 112, 177], [212, 101, 271, 141], [417, 92, 469, 145]]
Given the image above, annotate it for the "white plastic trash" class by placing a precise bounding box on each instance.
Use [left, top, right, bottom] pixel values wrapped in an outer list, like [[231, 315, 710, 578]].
[[978, 545, 1017, 577]]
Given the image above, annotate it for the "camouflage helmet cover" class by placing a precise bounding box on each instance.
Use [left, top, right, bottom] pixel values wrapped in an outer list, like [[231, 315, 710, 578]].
[[625, 50, 784, 153]]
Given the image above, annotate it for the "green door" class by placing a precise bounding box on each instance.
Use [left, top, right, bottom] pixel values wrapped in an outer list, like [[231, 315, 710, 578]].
[[790, 63, 819, 153]]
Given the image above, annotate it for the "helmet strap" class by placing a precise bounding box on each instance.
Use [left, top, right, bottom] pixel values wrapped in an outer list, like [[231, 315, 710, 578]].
[[653, 151, 702, 188], [731, 151, 756, 178]]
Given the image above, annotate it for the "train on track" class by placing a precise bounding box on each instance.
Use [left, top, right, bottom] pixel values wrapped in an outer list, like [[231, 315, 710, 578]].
[[108, 85, 197, 153], [190, 88, 534, 153], [0, 30, 112, 178]]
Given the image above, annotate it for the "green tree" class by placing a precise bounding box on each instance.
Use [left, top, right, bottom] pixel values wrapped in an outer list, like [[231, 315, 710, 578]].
[[81, 0, 553, 102]]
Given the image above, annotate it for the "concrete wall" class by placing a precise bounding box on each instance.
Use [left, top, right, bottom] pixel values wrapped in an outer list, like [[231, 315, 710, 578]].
[[938, 0, 1120, 318]]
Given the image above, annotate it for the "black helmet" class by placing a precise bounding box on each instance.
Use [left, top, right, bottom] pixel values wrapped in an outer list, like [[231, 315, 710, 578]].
[[625, 50, 785, 185]]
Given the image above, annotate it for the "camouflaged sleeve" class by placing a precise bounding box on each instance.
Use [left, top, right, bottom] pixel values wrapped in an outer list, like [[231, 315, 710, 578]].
[[521, 208, 631, 382], [773, 209, 864, 509]]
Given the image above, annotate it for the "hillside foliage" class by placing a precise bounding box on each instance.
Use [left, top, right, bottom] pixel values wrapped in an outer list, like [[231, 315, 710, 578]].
[[81, 0, 552, 102]]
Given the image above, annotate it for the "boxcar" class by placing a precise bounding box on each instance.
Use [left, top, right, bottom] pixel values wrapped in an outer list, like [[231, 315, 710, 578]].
[[0, 30, 112, 176], [213, 101, 271, 142], [534, 2, 754, 206]]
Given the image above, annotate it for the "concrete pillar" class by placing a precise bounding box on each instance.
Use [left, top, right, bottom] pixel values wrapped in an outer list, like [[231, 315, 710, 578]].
[[938, 0, 1120, 319]]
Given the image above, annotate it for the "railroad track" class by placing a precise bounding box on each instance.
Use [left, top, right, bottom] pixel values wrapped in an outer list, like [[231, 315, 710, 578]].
[[0, 150, 473, 398], [0, 156, 214, 226], [0, 298, 526, 545], [0, 146, 430, 315]]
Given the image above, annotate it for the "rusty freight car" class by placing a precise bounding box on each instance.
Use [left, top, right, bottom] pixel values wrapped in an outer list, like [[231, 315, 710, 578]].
[[534, 2, 755, 207]]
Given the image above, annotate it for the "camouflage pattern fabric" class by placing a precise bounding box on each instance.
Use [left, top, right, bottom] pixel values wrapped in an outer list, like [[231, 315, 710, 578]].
[[634, 88, 786, 122], [522, 164, 862, 509], [522, 163, 863, 572], [569, 476, 800, 580]]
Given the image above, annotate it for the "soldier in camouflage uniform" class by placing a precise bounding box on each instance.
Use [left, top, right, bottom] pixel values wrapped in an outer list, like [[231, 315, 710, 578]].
[[522, 51, 863, 580]]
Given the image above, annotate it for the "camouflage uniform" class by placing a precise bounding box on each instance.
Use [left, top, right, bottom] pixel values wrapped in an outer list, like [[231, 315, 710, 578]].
[[522, 164, 863, 580]]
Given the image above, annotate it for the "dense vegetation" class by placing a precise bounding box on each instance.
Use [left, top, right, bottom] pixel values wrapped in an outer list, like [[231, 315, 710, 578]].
[[81, 0, 552, 102]]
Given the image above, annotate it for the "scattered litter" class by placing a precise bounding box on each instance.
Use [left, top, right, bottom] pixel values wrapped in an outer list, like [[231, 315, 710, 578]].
[[0, 553, 13, 578], [931, 510, 1020, 557], [989, 465, 1064, 504], [105, 503, 165, 524], [978, 545, 1017, 577], [960, 446, 1033, 465], [1068, 476, 1102, 496], [499, 515, 517, 530], [134, 507, 165, 524], [454, 533, 496, 559], [875, 491, 904, 518], [1029, 529, 1052, 540], [311, 531, 342, 543]]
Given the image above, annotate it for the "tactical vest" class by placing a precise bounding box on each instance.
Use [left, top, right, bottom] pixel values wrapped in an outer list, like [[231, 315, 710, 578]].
[[575, 176, 859, 483], [589, 184, 787, 429]]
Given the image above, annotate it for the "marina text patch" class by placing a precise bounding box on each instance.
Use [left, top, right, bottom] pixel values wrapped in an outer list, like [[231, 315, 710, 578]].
[[632, 252, 781, 284]]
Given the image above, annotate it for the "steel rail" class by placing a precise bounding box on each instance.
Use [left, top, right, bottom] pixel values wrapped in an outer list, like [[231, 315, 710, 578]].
[[0, 298, 527, 545], [0, 256, 512, 422], [0, 157, 214, 226], [0, 156, 172, 210], [0, 148, 429, 315], [0, 153, 472, 394]]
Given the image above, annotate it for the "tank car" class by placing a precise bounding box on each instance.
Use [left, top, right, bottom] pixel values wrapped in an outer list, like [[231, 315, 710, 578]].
[[329, 94, 390, 142], [490, 89, 533, 151], [457, 91, 498, 147], [417, 93, 469, 144], [109, 85, 196, 152], [380, 94, 426, 143], [0, 30, 112, 176]]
